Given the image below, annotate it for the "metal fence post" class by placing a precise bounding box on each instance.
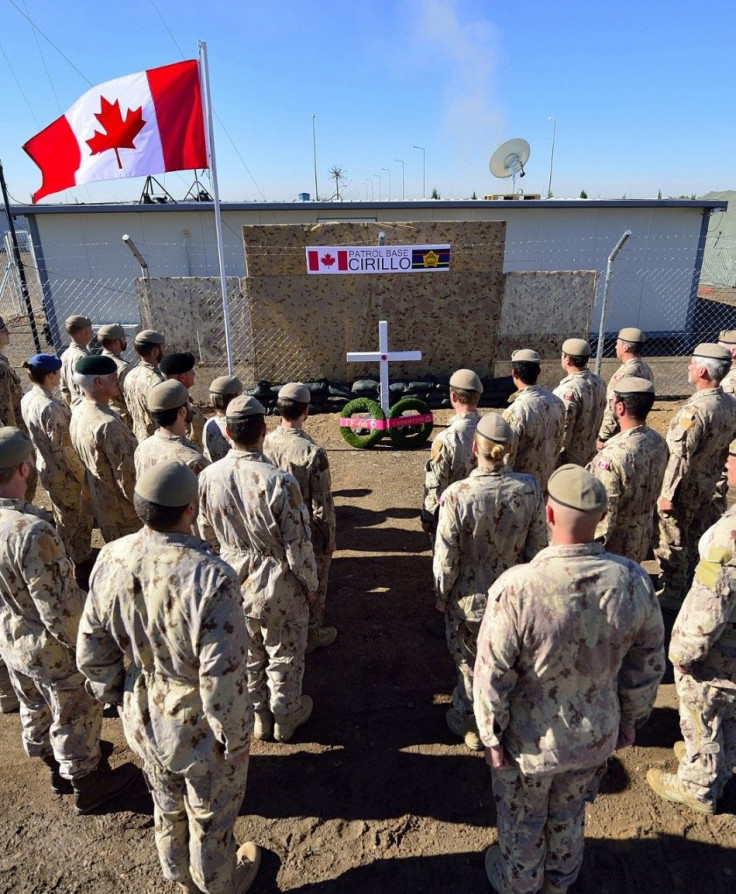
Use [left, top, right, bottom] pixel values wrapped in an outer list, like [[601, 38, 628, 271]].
[[594, 230, 632, 376]]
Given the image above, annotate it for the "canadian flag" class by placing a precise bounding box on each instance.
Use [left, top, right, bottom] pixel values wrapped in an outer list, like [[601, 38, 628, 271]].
[[306, 249, 349, 273], [23, 60, 207, 203]]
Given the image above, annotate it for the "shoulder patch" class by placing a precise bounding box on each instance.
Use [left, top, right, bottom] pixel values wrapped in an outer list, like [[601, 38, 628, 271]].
[[680, 410, 696, 430], [563, 391, 574, 401], [597, 459, 610, 470], [430, 438, 445, 461]]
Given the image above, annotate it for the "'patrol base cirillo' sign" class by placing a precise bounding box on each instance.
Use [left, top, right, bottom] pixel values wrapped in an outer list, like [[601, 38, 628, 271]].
[[306, 244, 451, 274]]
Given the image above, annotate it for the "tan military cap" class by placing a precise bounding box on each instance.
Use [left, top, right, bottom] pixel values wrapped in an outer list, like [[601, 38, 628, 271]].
[[561, 338, 591, 357], [548, 464, 608, 513], [65, 314, 92, 332], [0, 427, 33, 469], [147, 380, 189, 413], [613, 375, 655, 395], [135, 460, 198, 508], [0, 317, 7, 331], [476, 413, 514, 444], [278, 382, 311, 403], [134, 329, 165, 346], [209, 375, 243, 396], [449, 369, 483, 392], [718, 330, 736, 345], [226, 395, 265, 419], [692, 343, 732, 362], [97, 323, 126, 341], [511, 348, 541, 364], [617, 327, 646, 344]]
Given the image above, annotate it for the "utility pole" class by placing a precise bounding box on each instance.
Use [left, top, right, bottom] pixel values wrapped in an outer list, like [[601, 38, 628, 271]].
[[312, 115, 319, 201], [394, 158, 405, 199], [413, 145, 426, 199]]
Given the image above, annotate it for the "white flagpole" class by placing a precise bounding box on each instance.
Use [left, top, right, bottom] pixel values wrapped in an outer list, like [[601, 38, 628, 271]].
[[198, 41, 234, 374]]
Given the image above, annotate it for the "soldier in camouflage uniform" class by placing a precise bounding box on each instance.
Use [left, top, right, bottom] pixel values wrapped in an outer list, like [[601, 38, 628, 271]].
[[597, 327, 654, 447], [123, 329, 166, 442], [160, 352, 206, 450], [198, 396, 318, 744], [59, 314, 92, 407], [204, 375, 242, 462], [648, 439, 736, 815], [0, 316, 37, 502], [20, 353, 94, 581], [503, 349, 565, 491], [718, 330, 736, 396], [0, 427, 137, 813], [475, 465, 665, 894], [264, 382, 337, 654], [77, 461, 261, 894], [70, 354, 141, 542], [433, 414, 547, 752], [553, 338, 606, 467], [587, 376, 668, 563], [98, 323, 133, 428], [655, 344, 736, 612], [135, 381, 209, 478]]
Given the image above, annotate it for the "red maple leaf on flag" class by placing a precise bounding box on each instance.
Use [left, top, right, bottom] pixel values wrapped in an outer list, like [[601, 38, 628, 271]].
[[86, 96, 146, 169], [321, 253, 336, 267]]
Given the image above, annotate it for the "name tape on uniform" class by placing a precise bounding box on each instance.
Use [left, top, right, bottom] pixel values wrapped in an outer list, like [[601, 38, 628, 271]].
[[306, 245, 451, 274]]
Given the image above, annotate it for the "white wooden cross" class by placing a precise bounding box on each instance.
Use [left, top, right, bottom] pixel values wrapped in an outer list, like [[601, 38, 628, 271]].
[[347, 319, 422, 414]]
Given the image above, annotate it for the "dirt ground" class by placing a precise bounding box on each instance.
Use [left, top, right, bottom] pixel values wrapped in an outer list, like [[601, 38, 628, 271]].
[[2, 403, 736, 894]]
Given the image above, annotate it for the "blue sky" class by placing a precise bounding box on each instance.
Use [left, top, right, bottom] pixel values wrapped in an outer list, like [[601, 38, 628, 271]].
[[1, 0, 734, 204]]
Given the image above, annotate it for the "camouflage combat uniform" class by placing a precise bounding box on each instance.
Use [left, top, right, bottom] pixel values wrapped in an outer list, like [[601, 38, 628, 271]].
[[669, 504, 736, 807], [21, 384, 93, 564], [598, 356, 654, 443], [474, 543, 665, 893], [553, 368, 607, 467], [720, 367, 736, 397], [433, 468, 547, 725], [0, 499, 102, 779], [423, 411, 480, 523], [70, 399, 141, 542], [77, 528, 252, 892], [101, 349, 133, 428], [135, 429, 210, 479], [707, 367, 736, 527], [187, 405, 206, 451], [503, 386, 565, 491], [655, 387, 736, 603], [123, 361, 165, 442], [198, 450, 318, 720], [59, 342, 89, 407], [203, 415, 232, 463], [264, 426, 337, 633], [0, 353, 37, 502], [587, 424, 668, 563]]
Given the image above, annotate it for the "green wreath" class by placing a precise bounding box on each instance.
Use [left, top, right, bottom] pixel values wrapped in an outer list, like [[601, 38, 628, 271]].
[[339, 397, 387, 449], [387, 397, 434, 449]]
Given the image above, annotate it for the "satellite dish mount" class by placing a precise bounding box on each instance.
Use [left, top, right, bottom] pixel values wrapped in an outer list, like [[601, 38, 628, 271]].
[[489, 138, 531, 193]]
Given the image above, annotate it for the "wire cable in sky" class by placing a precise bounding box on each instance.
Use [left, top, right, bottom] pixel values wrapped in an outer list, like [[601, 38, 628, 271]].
[[7, 0, 92, 86], [0, 42, 40, 126], [22, 0, 62, 113]]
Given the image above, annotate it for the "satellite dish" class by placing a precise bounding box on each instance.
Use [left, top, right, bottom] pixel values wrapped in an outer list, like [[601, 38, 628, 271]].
[[489, 138, 531, 183]]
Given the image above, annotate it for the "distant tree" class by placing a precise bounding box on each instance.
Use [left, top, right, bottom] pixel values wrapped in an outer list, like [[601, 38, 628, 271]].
[[657, 189, 662, 200], [328, 164, 347, 201], [431, 187, 440, 200], [580, 188, 588, 199], [471, 191, 477, 200]]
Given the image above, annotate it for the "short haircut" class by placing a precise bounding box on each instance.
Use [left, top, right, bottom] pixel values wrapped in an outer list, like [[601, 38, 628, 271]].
[[226, 414, 265, 446], [698, 356, 730, 384], [134, 342, 159, 358], [276, 397, 309, 420], [100, 337, 119, 350], [134, 493, 189, 531], [613, 391, 655, 420], [210, 392, 238, 412], [72, 371, 101, 393], [152, 405, 184, 428], [511, 361, 540, 385], [65, 321, 88, 335], [0, 465, 17, 485], [450, 386, 479, 407], [563, 352, 588, 370], [621, 340, 642, 356]]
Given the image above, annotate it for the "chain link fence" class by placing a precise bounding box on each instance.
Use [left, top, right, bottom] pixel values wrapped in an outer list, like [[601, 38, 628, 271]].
[[3, 230, 736, 401]]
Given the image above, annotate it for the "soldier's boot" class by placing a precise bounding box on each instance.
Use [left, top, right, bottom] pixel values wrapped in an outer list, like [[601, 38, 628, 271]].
[[273, 695, 313, 744], [40, 754, 74, 795], [253, 709, 274, 741], [0, 687, 19, 714], [233, 841, 261, 894], [484, 845, 508, 894], [463, 717, 484, 753], [445, 706, 464, 741], [72, 761, 140, 815], [673, 741, 687, 763], [646, 768, 715, 815], [306, 626, 337, 654]]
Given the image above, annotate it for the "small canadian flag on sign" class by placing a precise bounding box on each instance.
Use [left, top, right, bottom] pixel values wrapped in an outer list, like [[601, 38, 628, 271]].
[[307, 249, 348, 273]]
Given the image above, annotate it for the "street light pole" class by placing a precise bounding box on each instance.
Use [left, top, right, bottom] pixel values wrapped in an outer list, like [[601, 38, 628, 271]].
[[413, 145, 425, 199], [312, 115, 319, 201], [382, 167, 391, 201], [373, 173, 381, 201], [546, 116, 556, 199], [394, 158, 405, 199]]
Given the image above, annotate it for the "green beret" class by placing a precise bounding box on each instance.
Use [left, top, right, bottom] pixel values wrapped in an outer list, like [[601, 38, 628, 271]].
[[209, 375, 243, 396], [476, 413, 513, 444], [718, 330, 736, 345], [148, 380, 189, 412], [135, 460, 198, 508], [548, 464, 608, 513], [613, 375, 654, 396], [134, 329, 165, 346], [562, 338, 591, 357], [449, 369, 483, 392], [226, 395, 265, 419], [692, 343, 732, 362], [65, 314, 92, 332], [511, 348, 541, 364], [617, 327, 645, 344], [160, 352, 195, 376], [278, 382, 311, 403], [0, 427, 33, 469], [75, 355, 117, 376], [97, 323, 126, 341]]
